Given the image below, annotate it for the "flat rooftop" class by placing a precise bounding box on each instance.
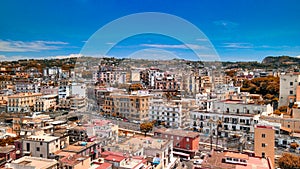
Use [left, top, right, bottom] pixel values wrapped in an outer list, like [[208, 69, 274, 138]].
[[154, 128, 199, 138], [9, 156, 57, 169], [121, 136, 170, 150], [26, 135, 59, 142], [201, 151, 272, 169], [62, 142, 95, 153]]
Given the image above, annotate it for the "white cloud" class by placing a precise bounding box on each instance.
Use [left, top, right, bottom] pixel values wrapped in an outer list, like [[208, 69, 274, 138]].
[[0, 53, 82, 62], [51, 53, 82, 59], [0, 39, 69, 52], [222, 43, 253, 49], [140, 43, 208, 50]]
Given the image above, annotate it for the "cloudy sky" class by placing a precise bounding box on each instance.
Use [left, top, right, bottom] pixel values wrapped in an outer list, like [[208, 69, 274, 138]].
[[1, 0, 300, 61]]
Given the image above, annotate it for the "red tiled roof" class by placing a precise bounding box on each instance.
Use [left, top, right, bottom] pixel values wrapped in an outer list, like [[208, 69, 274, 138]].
[[96, 162, 112, 169]]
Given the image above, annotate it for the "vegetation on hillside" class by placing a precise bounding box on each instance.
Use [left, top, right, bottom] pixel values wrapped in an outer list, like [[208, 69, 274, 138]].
[[241, 76, 279, 104]]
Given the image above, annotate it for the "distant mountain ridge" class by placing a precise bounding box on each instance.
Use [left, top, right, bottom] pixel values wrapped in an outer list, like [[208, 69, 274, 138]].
[[262, 56, 300, 65]]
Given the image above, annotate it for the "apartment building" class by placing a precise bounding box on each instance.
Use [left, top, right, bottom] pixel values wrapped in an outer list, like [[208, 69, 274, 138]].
[[190, 109, 260, 139], [71, 82, 86, 98], [85, 119, 118, 146], [103, 92, 152, 122], [70, 96, 85, 110], [23, 135, 61, 158], [94, 66, 128, 85], [213, 100, 273, 115], [34, 94, 57, 112], [149, 99, 193, 128], [261, 115, 300, 133], [254, 125, 275, 167], [12, 114, 53, 136], [15, 81, 39, 93], [279, 73, 300, 107], [94, 87, 125, 110], [7, 93, 42, 112], [154, 128, 200, 158], [179, 71, 200, 96]]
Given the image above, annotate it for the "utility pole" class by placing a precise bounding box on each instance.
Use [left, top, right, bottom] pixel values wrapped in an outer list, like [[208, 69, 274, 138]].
[[209, 119, 213, 151]]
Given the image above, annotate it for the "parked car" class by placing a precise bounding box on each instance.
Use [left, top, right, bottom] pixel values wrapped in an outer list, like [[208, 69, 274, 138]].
[[194, 159, 203, 165]]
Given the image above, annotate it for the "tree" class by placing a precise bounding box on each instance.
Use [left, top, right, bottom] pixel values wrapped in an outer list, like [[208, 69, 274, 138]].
[[278, 153, 300, 169], [140, 122, 153, 137], [279, 106, 288, 113]]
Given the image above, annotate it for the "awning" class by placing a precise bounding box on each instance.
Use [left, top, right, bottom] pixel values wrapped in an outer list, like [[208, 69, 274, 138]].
[[173, 151, 190, 157], [280, 126, 292, 133]]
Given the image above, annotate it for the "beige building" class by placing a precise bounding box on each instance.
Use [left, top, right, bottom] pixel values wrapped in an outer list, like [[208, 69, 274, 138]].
[[254, 125, 275, 167], [104, 92, 152, 121], [34, 94, 57, 112], [7, 93, 42, 112], [23, 135, 61, 158], [261, 115, 300, 133], [5, 156, 58, 169]]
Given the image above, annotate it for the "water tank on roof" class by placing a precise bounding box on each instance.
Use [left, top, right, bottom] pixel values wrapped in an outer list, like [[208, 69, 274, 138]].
[[80, 142, 87, 146]]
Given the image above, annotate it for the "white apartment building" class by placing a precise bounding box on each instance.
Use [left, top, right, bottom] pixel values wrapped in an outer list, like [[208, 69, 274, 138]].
[[15, 82, 39, 93], [190, 110, 260, 138], [213, 100, 273, 115], [23, 135, 61, 158], [149, 99, 193, 128], [279, 73, 300, 107], [85, 120, 118, 145]]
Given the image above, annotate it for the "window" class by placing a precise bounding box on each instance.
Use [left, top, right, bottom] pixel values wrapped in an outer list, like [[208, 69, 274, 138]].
[[177, 137, 180, 140], [26, 143, 30, 151], [290, 90, 293, 95], [186, 138, 189, 142], [40, 142, 43, 146], [262, 134, 266, 138], [290, 82, 293, 86], [36, 147, 40, 151], [262, 152, 265, 158], [40, 154, 43, 158], [262, 143, 266, 147], [288, 125, 290, 128]]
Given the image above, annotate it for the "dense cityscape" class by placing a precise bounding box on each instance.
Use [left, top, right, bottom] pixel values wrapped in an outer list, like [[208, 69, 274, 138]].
[[0, 56, 299, 169], [1, 1, 300, 169]]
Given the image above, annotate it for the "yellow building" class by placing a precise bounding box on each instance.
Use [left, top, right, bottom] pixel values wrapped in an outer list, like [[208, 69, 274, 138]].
[[7, 93, 42, 112]]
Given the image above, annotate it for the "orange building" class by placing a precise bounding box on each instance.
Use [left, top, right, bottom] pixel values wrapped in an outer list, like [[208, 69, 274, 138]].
[[254, 125, 275, 168]]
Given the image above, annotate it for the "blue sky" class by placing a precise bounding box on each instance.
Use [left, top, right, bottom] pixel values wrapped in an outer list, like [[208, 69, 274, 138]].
[[0, 0, 300, 61]]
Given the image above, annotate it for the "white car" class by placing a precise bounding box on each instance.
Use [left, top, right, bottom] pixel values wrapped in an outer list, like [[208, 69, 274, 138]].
[[193, 159, 203, 165]]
